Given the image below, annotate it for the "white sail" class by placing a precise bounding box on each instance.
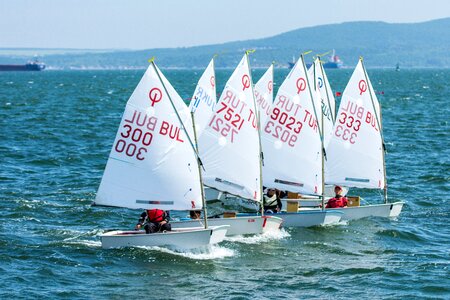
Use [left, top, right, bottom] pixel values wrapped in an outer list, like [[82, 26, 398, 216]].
[[312, 58, 336, 147], [307, 63, 324, 137], [262, 56, 323, 195], [198, 54, 261, 201], [189, 58, 217, 136], [325, 59, 385, 189], [95, 63, 202, 210], [254, 64, 274, 124]]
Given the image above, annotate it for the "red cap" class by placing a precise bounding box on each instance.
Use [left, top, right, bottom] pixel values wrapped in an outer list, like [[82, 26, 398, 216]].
[[334, 185, 343, 191]]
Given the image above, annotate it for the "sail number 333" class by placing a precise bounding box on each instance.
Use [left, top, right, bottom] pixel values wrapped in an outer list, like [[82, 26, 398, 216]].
[[334, 111, 361, 144]]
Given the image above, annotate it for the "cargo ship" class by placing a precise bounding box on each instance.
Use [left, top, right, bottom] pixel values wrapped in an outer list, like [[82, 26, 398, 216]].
[[0, 59, 45, 71], [289, 49, 343, 69]]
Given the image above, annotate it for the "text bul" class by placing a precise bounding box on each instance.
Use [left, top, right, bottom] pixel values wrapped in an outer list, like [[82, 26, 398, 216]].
[[159, 121, 185, 142], [125, 110, 158, 131], [341, 101, 364, 119]]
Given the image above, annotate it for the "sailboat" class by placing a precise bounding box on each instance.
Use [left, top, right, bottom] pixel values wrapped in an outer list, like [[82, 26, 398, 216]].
[[94, 59, 229, 249], [281, 57, 339, 209], [185, 58, 226, 208], [242, 54, 343, 227], [171, 53, 283, 236], [212, 63, 275, 212], [185, 58, 234, 209], [324, 58, 404, 220], [188, 57, 217, 136]]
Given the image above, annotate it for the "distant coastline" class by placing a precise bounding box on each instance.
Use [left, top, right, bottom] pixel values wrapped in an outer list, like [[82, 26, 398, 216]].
[[1, 18, 449, 69]]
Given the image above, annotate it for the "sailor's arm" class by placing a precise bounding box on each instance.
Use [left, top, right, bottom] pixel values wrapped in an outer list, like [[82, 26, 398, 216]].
[[135, 211, 147, 230]]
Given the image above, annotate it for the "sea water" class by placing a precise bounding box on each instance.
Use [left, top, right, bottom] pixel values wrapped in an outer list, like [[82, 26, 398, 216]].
[[0, 68, 449, 299]]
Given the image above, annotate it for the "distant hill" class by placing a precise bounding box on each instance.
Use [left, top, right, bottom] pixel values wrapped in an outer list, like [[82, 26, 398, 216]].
[[1, 18, 449, 69]]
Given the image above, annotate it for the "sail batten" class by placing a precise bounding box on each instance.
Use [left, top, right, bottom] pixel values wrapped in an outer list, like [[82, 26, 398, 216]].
[[262, 55, 323, 195]]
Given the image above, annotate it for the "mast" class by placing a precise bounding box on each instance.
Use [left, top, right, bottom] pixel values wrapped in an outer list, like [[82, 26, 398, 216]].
[[150, 58, 209, 226], [301, 54, 325, 204], [245, 49, 265, 216], [212, 56, 217, 110], [191, 112, 208, 228], [191, 55, 217, 226], [315, 59, 326, 210], [378, 104, 387, 203], [316, 57, 329, 209], [360, 57, 388, 203]]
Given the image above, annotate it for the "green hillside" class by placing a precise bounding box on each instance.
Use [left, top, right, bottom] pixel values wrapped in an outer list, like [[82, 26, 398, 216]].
[[1, 18, 449, 69]]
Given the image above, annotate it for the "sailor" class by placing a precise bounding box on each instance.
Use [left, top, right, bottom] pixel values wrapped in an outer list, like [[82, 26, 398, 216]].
[[135, 209, 171, 233], [263, 188, 282, 213], [189, 210, 202, 219], [326, 186, 348, 208]]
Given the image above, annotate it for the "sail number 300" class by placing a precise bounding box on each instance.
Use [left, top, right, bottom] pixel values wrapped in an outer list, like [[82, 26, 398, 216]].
[[115, 124, 153, 160]]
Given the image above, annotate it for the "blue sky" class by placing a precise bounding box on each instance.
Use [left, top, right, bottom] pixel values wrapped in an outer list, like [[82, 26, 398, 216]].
[[1, 0, 449, 49]]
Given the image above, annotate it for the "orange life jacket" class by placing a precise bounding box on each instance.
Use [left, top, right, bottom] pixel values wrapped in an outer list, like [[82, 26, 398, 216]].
[[146, 209, 165, 223]]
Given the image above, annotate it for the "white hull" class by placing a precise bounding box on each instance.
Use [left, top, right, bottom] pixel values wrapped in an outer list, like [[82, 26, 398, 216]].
[[171, 216, 282, 236], [276, 210, 343, 227], [331, 202, 404, 221], [205, 188, 260, 211], [100, 225, 229, 250], [235, 198, 260, 211]]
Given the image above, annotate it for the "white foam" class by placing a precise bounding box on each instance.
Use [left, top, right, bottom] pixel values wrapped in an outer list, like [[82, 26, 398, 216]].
[[224, 228, 290, 244], [322, 219, 349, 227], [59, 228, 103, 238], [64, 239, 102, 248], [15, 198, 60, 208], [137, 245, 236, 260], [14, 216, 42, 223]]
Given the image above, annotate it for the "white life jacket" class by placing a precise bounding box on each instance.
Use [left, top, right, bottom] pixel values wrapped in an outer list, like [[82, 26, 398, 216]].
[[264, 194, 278, 207]]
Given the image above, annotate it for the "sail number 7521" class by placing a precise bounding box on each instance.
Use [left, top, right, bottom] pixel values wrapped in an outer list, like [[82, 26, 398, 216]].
[[208, 102, 244, 143]]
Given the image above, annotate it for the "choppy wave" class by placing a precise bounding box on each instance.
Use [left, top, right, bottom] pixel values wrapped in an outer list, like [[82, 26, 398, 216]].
[[1, 69, 449, 299], [224, 228, 290, 244]]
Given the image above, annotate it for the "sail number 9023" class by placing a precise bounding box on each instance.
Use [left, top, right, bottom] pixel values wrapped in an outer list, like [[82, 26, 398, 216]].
[[264, 107, 302, 147]]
